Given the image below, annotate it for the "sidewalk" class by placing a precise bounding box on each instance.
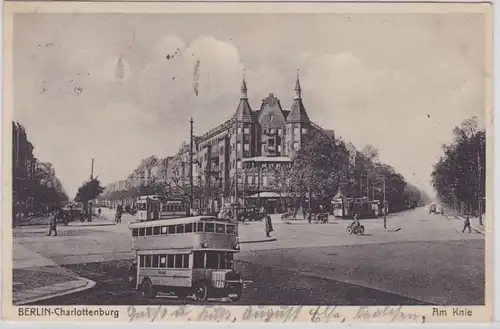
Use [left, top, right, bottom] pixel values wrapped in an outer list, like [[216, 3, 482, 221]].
[[13, 267, 96, 305], [67, 215, 115, 227], [12, 244, 96, 305], [15, 215, 115, 228], [455, 216, 485, 235]]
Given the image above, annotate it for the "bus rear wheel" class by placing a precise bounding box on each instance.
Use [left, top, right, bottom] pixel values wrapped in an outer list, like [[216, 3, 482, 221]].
[[193, 281, 208, 301], [141, 279, 157, 299]]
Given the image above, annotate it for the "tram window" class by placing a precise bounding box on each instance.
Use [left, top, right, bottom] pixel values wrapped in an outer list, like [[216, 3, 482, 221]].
[[152, 255, 160, 268], [139, 228, 145, 236], [216, 224, 225, 234], [176, 224, 185, 234], [160, 255, 167, 268], [146, 255, 152, 268], [174, 254, 183, 268], [205, 223, 215, 233], [206, 251, 219, 269], [183, 254, 190, 268], [226, 224, 236, 235], [146, 227, 153, 236], [168, 225, 176, 234], [139, 255, 145, 268], [132, 229, 138, 237], [138, 203, 146, 211], [161, 226, 167, 234], [193, 252, 204, 269], [196, 223, 204, 232], [167, 255, 174, 268], [153, 226, 161, 235], [185, 223, 193, 233]]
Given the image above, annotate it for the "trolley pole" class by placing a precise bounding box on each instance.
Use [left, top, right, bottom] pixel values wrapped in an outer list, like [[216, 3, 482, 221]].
[[189, 117, 194, 216]]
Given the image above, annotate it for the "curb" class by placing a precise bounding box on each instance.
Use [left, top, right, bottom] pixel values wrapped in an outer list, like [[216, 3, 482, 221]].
[[240, 238, 277, 244], [455, 216, 485, 235], [68, 222, 116, 227], [14, 277, 96, 306]]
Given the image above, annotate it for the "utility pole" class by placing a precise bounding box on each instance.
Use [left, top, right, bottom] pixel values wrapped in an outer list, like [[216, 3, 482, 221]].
[[189, 117, 194, 216], [383, 176, 387, 229], [366, 175, 369, 199], [477, 138, 483, 226], [234, 119, 239, 223], [89, 158, 95, 222]]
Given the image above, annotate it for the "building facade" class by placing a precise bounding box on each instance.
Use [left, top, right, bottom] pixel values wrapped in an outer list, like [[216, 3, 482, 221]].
[[194, 75, 326, 211]]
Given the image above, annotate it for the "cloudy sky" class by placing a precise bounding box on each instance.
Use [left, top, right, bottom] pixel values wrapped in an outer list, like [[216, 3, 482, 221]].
[[13, 12, 486, 198]]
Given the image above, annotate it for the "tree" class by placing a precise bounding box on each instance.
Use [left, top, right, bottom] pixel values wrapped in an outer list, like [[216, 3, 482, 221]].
[[432, 116, 485, 218], [74, 178, 105, 212], [269, 163, 294, 209], [289, 130, 349, 209]]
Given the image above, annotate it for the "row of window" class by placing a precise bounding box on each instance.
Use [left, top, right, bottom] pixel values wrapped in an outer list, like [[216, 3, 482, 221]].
[[137, 203, 185, 212], [139, 251, 234, 270], [132, 222, 237, 237]]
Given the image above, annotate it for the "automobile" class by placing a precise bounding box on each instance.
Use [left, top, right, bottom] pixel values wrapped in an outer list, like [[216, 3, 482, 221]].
[[429, 204, 436, 213]]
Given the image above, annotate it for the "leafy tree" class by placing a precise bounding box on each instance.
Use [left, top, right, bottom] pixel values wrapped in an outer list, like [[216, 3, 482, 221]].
[[290, 130, 349, 206], [432, 116, 485, 218], [74, 178, 105, 211]]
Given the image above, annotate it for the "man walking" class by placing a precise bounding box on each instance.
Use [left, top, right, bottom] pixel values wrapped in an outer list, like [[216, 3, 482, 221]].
[[462, 215, 472, 233], [47, 208, 59, 236]]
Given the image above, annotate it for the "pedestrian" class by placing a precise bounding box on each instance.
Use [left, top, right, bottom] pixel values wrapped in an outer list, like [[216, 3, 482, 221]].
[[302, 207, 307, 220], [264, 211, 274, 238], [47, 208, 59, 236], [462, 215, 472, 233]]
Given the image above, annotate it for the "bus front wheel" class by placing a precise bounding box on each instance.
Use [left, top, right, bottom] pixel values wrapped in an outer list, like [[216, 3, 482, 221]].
[[141, 278, 157, 299], [193, 281, 208, 301]]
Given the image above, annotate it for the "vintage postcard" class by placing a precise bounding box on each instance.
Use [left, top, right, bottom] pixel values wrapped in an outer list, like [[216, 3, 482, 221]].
[[2, 1, 494, 324]]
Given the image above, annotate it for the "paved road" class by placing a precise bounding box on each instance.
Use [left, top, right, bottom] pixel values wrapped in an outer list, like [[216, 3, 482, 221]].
[[13, 207, 484, 305]]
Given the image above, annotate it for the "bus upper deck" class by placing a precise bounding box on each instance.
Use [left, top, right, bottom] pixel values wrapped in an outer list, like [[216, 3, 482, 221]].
[[129, 216, 239, 251]]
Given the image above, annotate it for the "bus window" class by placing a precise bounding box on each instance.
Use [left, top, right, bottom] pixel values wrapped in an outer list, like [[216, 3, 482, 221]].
[[139, 255, 145, 268], [146, 227, 153, 236], [139, 228, 145, 236], [205, 223, 215, 233], [196, 223, 204, 232], [132, 229, 138, 237], [153, 226, 161, 235], [216, 224, 225, 234], [161, 226, 168, 234], [160, 255, 167, 268], [176, 224, 185, 234], [183, 254, 189, 268], [193, 252, 205, 269], [146, 255, 152, 268], [206, 251, 219, 269], [167, 255, 174, 268], [152, 255, 160, 268], [226, 224, 236, 235], [185, 223, 193, 233], [219, 252, 234, 270], [168, 225, 176, 234], [174, 254, 183, 268]]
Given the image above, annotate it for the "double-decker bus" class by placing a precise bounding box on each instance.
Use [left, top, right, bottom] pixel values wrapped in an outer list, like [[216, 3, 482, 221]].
[[136, 195, 186, 221], [127, 216, 248, 301]]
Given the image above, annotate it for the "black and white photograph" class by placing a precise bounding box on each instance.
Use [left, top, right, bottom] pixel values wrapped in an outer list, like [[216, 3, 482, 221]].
[[4, 1, 493, 323]]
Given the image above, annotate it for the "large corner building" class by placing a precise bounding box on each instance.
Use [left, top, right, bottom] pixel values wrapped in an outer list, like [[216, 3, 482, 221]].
[[195, 74, 334, 212]]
